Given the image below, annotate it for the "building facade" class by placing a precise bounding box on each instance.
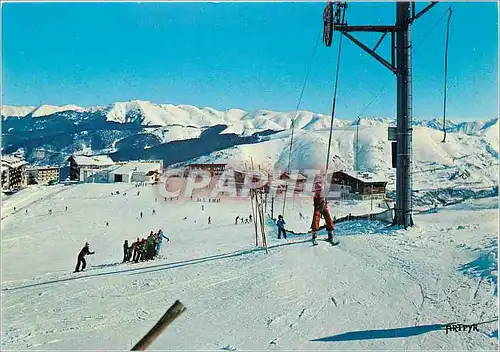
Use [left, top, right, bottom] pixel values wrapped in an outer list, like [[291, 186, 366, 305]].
[[1, 154, 28, 192], [184, 163, 227, 178], [329, 170, 388, 200], [27, 166, 61, 185], [108, 161, 163, 183], [67, 155, 115, 181]]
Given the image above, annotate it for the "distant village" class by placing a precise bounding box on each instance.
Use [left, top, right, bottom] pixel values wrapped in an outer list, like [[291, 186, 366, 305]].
[[1, 153, 163, 192], [1, 153, 389, 200]]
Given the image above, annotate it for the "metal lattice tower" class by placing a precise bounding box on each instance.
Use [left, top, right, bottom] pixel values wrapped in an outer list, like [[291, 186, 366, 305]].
[[325, 1, 437, 228]]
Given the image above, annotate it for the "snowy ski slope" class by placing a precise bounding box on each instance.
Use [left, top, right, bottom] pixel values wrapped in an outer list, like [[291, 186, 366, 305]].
[[1, 182, 497, 350]]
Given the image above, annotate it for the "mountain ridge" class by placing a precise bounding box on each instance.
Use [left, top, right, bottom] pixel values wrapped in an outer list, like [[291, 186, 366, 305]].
[[2, 101, 497, 135]]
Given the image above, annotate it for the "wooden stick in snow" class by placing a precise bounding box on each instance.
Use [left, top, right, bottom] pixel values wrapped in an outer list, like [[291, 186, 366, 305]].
[[131, 300, 186, 351]]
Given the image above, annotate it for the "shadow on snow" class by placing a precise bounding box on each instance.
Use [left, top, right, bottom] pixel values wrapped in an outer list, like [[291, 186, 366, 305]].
[[311, 323, 448, 342]]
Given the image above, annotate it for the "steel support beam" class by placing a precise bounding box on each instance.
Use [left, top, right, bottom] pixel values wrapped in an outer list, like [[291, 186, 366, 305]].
[[373, 31, 389, 52], [410, 1, 438, 23], [333, 25, 396, 32], [342, 32, 397, 73], [394, 2, 413, 228]]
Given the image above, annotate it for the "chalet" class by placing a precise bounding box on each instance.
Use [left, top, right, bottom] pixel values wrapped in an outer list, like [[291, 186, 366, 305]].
[[27, 166, 61, 185], [108, 161, 162, 183], [1, 154, 28, 192], [67, 155, 115, 181], [330, 170, 388, 200]]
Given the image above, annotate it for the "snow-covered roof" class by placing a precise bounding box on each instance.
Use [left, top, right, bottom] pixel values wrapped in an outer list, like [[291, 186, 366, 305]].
[[109, 162, 162, 175], [2, 155, 28, 169], [338, 170, 387, 184], [26, 165, 61, 171], [187, 163, 227, 168], [70, 155, 114, 166]]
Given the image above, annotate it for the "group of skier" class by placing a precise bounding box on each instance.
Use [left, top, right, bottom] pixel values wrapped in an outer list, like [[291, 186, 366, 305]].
[[73, 230, 170, 273], [235, 214, 253, 224], [196, 198, 221, 203], [123, 229, 170, 263]]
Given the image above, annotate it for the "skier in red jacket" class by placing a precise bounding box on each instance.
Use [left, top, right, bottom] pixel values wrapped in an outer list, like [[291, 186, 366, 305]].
[[310, 181, 338, 245]]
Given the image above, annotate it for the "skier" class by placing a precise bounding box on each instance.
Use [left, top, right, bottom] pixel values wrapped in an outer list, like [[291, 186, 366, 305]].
[[208, 216, 211, 225], [249, 214, 252, 222], [235, 216, 239, 225], [240, 217, 244, 224], [106, 221, 109, 227], [156, 230, 170, 257], [202, 205, 204, 211], [139, 238, 147, 262], [132, 237, 141, 262], [277, 215, 287, 239], [140, 211, 143, 219], [74, 242, 95, 272], [147, 232, 155, 260], [153, 232, 159, 257], [13, 207, 16, 212], [299, 212, 305, 220], [152, 209, 156, 215], [25, 209, 28, 215], [49, 209, 52, 215], [310, 182, 338, 245], [65, 206, 68, 212], [123, 240, 131, 262]]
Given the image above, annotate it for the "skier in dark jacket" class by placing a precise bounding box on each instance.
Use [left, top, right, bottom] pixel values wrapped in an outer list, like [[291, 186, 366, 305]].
[[147, 232, 155, 260], [277, 215, 287, 239], [123, 240, 132, 262], [139, 239, 147, 261], [74, 242, 95, 272]]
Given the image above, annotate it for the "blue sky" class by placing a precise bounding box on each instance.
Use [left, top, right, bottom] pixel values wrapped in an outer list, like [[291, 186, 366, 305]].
[[2, 2, 498, 120]]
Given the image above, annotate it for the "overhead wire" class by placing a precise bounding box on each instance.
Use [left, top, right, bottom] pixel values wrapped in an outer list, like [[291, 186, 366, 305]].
[[281, 26, 322, 217], [441, 8, 452, 143]]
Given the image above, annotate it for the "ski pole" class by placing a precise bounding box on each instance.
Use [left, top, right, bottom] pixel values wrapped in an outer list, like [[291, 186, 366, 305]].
[[131, 300, 186, 351]]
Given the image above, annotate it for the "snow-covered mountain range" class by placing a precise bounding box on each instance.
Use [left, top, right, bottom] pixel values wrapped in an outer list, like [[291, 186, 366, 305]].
[[2, 101, 498, 194], [2, 101, 497, 134]]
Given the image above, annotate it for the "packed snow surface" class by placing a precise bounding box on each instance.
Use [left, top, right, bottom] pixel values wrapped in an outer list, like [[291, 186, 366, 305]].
[[1, 183, 498, 350]]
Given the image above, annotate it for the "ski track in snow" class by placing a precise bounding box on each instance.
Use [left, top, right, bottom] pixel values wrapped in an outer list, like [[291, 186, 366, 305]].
[[1, 183, 498, 350]]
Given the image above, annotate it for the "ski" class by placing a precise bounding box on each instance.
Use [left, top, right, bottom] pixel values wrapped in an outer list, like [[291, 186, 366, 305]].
[[322, 239, 340, 246]]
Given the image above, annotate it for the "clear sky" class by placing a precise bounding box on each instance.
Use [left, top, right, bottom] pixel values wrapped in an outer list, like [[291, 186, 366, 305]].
[[2, 1, 498, 120]]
